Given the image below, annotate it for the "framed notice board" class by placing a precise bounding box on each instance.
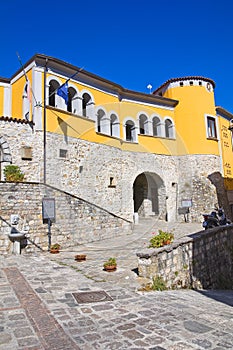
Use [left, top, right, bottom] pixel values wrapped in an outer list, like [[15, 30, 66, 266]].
[[42, 198, 56, 223]]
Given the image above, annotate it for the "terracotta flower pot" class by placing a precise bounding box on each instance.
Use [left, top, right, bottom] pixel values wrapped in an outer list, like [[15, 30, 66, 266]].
[[75, 254, 86, 261], [50, 249, 60, 254], [164, 240, 171, 245], [104, 265, 117, 272]]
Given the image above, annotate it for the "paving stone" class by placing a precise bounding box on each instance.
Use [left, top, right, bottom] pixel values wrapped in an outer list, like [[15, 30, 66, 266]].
[[183, 320, 213, 333], [17, 337, 40, 347], [82, 332, 102, 341], [0, 333, 12, 345], [8, 313, 26, 320], [192, 338, 212, 348], [117, 323, 136, 330], [122, 329, 144, 340], [13, 326, 34, 338]]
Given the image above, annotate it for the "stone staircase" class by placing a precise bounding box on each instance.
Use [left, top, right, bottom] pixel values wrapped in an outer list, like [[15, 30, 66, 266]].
[[132, 217, 159, 236], [132, 216, 202, 240]]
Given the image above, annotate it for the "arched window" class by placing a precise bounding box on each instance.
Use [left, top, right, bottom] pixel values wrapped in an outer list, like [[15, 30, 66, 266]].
[[152, 116, 161, 136], [139, 114, 148, 134], [165, 118, 174, 138], [67, 87, 78, 113], [125, 120, 136, 142], [97, 109, 106, 133], [82, 93, 91, 117], [49, 80, 60, 107], [110, 113, 120, 137]]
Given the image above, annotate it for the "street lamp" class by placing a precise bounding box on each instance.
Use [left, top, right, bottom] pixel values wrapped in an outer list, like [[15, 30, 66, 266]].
[[147, 84, 152, 94]]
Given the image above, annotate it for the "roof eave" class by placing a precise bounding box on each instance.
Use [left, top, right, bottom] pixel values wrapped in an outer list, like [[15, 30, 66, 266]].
[[153, 76, 216, 95], [11, 53, 178, 108], [216, 106, 233, 120]]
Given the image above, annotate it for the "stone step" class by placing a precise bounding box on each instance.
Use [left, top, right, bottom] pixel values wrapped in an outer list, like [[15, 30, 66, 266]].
[[132, 217, 158, 235]]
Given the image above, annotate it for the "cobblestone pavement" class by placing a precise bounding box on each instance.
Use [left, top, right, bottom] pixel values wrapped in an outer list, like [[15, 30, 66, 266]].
[[1, 219, 233, 349]]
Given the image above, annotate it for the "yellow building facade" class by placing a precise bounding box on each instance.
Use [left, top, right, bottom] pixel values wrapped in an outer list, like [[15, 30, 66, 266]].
[[1, 54, 233, 221]]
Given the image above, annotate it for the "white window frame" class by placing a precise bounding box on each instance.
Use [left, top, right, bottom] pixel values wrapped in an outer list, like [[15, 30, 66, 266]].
[[205, 114, 219, 140], [164, 117, 176, 139], [152, 114, 162, 137], [123, 117, 138, 143]]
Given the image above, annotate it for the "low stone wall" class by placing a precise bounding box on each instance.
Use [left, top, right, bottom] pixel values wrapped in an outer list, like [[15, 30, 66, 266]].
[[137, 225, 233, 289], [0, 182, 132, 255]]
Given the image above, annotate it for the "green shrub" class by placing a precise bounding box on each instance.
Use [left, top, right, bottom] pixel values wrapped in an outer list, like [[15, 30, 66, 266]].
[[4, 165, 25, 182], [151, 276, 167, 291], [103, 257, 117, 267]]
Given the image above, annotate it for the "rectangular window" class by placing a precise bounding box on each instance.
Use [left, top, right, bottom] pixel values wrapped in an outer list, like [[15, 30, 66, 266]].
[[207, 117, 217, 139], [59, 149, 68, 158]]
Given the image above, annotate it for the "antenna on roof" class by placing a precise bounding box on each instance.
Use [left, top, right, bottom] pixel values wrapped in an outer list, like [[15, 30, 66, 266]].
[[147, 84, 152, 94]]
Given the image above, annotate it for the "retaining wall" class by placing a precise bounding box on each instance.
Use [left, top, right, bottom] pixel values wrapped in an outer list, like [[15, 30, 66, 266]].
[[137, 225, 233, 289], [0, 182, 132, 255]]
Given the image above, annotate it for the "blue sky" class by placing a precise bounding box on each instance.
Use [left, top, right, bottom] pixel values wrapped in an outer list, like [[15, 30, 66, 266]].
[[1, 0, 233, 112]]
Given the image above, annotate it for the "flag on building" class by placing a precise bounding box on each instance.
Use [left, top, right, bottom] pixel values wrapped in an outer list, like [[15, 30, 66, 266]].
[[57, 82, 68, 105], [25, 80, 31, 103]]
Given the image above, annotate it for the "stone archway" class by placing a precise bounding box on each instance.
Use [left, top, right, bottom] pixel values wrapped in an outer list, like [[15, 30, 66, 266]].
[[133, 172, 166, 219], [0, 136, 12, 180]]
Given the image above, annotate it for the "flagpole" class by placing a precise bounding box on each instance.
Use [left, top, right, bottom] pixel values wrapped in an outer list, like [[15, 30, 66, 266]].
[[16, 52, 37, 105], [42, 63, 82, 183], [43, 59, 48, 184]]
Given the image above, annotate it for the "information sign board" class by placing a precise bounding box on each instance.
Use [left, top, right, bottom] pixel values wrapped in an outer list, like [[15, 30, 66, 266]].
[[42, 198, 56, 222], [181, 199, 192, 208]]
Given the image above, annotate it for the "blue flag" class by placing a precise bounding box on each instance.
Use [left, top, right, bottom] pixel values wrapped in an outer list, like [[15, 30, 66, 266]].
[[57, 82, 68, 105]]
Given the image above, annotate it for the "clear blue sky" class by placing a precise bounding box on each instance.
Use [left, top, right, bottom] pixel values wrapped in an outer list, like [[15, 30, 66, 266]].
[[1, 0, 233, 112]]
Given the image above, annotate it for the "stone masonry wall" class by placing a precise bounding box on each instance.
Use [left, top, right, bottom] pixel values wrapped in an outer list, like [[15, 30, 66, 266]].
[[1, 121, 220, 222], [137, 225, 233, 289], [0, 182, 132, 255], [0, 120, 44, 182], [45, 133, 220, 222]]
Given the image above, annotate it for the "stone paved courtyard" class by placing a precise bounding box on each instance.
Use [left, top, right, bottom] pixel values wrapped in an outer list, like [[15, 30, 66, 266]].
[[0, 220, 233, 349]]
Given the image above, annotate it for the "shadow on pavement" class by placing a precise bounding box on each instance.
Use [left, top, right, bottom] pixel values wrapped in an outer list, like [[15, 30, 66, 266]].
[[196, 289, 233, 307]]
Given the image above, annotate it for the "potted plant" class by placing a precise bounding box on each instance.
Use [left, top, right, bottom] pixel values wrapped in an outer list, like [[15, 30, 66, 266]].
[[103, 257, 117, 272], [149, 230, 174, 248], [50, 243, 61, 254], [75, 254, 87, 261]]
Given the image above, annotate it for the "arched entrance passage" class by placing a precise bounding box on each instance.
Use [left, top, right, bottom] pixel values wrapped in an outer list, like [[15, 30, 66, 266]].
[[133, 172, 166, 218]]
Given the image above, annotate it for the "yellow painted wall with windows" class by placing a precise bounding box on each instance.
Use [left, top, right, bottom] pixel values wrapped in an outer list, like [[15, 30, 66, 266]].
[[7, 66, 231, 162], [44, 73, 177, 154], [218, 117, 233, 179], [163, 84, 219, 156]]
